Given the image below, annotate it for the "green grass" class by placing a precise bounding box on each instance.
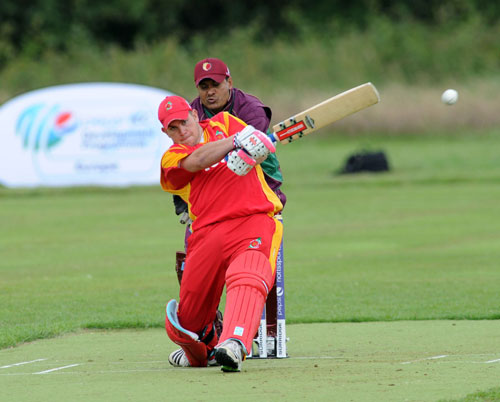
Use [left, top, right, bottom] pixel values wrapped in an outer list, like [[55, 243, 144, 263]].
[[2, 130, 500, 350], [2, 322, 500, 402], [2, 131, 500, 400], [446, 388, 500, 402]]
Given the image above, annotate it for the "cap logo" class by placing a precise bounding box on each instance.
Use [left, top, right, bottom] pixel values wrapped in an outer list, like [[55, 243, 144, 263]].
[[202, 62, 212, 71], [165, 101, 173, 111]]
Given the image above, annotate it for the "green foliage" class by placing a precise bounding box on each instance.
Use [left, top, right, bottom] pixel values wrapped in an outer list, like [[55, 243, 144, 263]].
[[1, 15, 499, 105], [1, 0, 500, 71]]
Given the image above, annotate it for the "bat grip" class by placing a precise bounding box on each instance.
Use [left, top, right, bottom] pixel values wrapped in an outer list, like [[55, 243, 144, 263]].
[[267, 133, 278, 143]]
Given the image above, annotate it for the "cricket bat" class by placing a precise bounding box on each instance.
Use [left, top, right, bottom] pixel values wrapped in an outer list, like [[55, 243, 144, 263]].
[[270, 82, 380, 144]]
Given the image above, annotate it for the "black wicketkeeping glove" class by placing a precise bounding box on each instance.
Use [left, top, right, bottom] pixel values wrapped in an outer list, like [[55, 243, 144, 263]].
[[172, 195, 188, 215]]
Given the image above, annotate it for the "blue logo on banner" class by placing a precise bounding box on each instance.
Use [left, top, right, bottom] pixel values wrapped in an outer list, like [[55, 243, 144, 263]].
[[16, 104, 77, 150]]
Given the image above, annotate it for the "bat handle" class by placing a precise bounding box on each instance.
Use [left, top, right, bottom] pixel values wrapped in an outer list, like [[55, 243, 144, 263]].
[[267, 133, 278, 143]]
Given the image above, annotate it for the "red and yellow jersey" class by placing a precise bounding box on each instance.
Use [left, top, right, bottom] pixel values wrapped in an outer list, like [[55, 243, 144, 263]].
[[160, 112, 283, 232]]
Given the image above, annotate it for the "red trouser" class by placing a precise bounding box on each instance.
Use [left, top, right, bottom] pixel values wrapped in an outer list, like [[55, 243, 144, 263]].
[[177, 213, 283, 337]]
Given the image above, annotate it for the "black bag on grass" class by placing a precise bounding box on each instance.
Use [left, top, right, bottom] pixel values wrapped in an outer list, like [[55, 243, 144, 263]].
[[338, 150, 390, 174]]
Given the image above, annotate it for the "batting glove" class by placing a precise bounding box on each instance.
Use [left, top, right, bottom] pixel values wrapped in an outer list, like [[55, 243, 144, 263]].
[[233, 125, 276, 160], [226, 149, 257, 176]]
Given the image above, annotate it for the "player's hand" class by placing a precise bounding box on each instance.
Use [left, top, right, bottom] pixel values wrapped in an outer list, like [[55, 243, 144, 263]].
[[178, 211, 192, 225], [233, 125, 276, 160], [226, 149, 257, 176]]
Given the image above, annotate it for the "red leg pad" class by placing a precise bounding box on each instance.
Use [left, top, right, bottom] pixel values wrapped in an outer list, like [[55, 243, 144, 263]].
[[165, 300, 209, 367], [219, 251, 274, 354]]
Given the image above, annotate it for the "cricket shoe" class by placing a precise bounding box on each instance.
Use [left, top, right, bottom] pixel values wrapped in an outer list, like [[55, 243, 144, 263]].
[[214, 339, 245, 372], [168, 349, 219, 367]]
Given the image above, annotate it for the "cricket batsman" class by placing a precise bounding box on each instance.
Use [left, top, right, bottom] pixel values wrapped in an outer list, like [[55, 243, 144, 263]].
[[159, 95, 283, 372], [172, 58, 287, 344]]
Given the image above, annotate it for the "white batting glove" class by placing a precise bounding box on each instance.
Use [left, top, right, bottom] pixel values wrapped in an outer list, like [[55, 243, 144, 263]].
[[226, 149, 257, 176], [233, 125, 276, 160], [178, 211, 192, 225]]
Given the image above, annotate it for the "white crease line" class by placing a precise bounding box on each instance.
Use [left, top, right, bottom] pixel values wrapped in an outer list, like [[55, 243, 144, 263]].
[[290, 356, 342, 360], [1, 368, 166, 376], [34, 364, 81, 375], [401, 355, 448, 365], [109, 360, 170, 365], [1, 358, 47, 369], [485, 358, 500, 364]]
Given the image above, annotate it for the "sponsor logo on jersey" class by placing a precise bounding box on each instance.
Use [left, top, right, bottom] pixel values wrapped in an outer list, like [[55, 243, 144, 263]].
[[248, 238, 262, 249]]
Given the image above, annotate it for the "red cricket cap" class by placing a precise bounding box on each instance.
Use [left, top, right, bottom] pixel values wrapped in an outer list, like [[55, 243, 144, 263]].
[[194, 58, 231, 86], [158, 95, 192, 128]]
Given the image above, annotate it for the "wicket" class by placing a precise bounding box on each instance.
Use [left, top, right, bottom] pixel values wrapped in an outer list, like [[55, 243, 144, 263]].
[[248, 215, 288, 359]]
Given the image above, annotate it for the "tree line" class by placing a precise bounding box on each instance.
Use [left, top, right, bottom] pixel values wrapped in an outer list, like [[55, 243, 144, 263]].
[[0, 0, 498, 67]]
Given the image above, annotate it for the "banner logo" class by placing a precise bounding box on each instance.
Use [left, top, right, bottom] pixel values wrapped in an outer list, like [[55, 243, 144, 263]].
[[0, 82, 173, 188], [16, 104, 77, 151]]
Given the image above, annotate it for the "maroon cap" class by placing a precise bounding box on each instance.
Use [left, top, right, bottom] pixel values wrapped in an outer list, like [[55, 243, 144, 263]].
[[194, 58, 231, 86], [158, 95, 192, 128]]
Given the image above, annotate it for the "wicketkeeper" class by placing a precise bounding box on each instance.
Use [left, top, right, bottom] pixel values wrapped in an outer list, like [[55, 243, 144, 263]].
[[159, 95, 283, 372]]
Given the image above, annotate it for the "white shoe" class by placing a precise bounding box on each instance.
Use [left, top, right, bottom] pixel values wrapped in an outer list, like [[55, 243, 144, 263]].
[[214, 339, 244, 372], [168, 349, 190, 367], [168, 349, 219, 367]]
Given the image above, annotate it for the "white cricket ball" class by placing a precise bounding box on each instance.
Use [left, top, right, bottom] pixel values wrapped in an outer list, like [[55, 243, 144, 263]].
[[441, 89, 458, 105]]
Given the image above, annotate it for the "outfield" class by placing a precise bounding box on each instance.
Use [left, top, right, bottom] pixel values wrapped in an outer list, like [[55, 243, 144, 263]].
[[1, 131, 500, 401]]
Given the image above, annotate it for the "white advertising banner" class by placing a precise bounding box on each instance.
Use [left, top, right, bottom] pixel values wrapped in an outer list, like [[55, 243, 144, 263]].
[[0, 82, 174, 188]]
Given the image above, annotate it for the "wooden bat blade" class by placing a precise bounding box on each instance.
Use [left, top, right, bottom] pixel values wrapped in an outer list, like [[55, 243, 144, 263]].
[[272, 82, 380, 144]]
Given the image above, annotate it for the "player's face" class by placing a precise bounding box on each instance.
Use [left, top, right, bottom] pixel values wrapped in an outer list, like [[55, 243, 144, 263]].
[[163, 111, 202, 146], [197, 77, 233, 113]]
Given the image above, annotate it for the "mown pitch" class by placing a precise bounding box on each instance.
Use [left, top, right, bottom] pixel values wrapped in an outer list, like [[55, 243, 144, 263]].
[[2, 321, 499, 402]]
